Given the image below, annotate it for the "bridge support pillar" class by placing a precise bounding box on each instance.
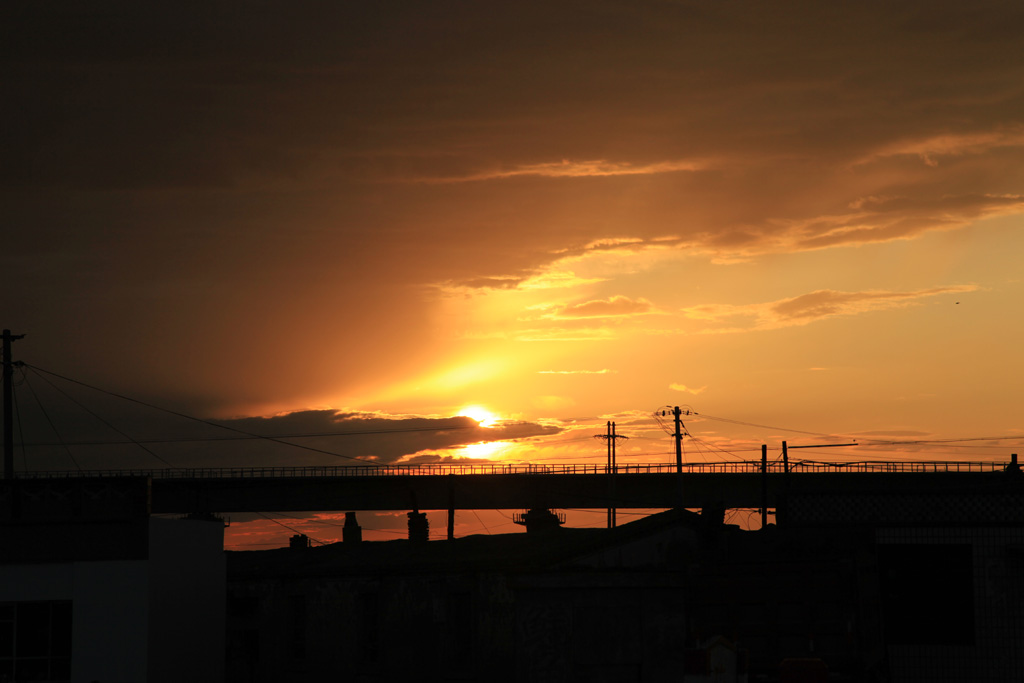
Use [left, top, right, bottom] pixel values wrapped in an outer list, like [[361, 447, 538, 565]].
[[447, 475, 455, 540]]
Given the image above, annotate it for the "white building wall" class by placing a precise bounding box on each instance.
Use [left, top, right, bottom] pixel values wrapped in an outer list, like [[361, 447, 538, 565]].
[[0, 517, 225, 683], [72, 561, 150, 683], [0, 560, 150, 683], [147, 518, 225, 683]]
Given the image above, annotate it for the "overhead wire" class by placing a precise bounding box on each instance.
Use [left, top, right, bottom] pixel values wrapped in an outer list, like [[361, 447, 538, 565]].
[[19, 371, 81, 471], [695, 410, 1023, 455], [695, 412, 848, 439], [471, 509, 492, 535], [13, 366, 28, 471], [23, 364, 481, 466], [687, 435, 747, 462], [563, 508, 665, 517], [255, 512, 328, 545], [519, 433, 601, 445], [13, 368, 1020, 473], [264, 510, 408, 536], [21, 429, 491, 447], [26, 366, 178, 469]]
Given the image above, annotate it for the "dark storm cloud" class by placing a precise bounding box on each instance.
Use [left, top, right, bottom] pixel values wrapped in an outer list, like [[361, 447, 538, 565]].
[[215, 410, 560, 465], [8, 1, 1022, 190], [12, 378, 561, 470]]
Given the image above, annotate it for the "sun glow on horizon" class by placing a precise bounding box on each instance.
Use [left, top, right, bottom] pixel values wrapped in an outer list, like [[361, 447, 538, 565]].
[[459, 440, 510, 459]]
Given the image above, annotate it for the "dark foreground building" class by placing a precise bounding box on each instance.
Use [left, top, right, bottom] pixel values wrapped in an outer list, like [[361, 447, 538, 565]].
[[2, 470, 1021, 682], [0, 477, 225, 682], [226, 474, 1024, 683]]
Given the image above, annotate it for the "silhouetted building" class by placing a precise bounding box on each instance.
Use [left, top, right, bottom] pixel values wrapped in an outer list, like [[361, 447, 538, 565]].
[[512, 507, 566, 533], [225, 475, 1024, 683], [0, 477, 225, 683], [6, 469, 1021, 682], [289, 533, 311, 550]]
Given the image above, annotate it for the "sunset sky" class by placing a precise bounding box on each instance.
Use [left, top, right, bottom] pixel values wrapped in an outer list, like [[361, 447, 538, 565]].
[[4, 2, 1023, 545]]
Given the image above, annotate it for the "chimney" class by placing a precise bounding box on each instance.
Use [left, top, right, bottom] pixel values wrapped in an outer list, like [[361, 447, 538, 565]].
[[407, 510, 429, 542], [343, 511, 362, 543]]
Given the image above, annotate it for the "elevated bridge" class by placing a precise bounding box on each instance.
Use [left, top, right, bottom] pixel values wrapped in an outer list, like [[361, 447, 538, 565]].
[[16, 460, 1023, 520]]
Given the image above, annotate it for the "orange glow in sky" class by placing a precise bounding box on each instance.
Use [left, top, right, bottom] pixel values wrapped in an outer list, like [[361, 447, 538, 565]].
[[6, 2, 1024, 550]]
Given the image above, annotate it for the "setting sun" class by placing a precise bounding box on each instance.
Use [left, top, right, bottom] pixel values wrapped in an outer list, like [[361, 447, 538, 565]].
[[458, 405, 499, 427]]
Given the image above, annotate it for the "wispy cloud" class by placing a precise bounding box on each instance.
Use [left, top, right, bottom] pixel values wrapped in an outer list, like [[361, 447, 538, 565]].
[[445, 276, 525, 290], [519, 271, 609, 290], [539, 369, 618, 375], [582, 237, 646, 251], [859, 126, 1024, 166], [763, 194, 1024, 253], [424, 158, 708, 183], [771, 287, 974, 320], [669, 383, 707, 394], [438, 270, 607, 293], [682, 285, 978, 332], [532, 295, 657, 320], [514, 327, 619, 342]]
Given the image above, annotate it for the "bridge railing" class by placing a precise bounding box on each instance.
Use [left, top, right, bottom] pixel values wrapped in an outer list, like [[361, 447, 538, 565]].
[[15, 460, 1010, 479]]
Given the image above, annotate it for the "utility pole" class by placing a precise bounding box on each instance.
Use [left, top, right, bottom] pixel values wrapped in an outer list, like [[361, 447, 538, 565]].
[[3, 330, 25, 480], [606, 421, 613, 473], [607, 421, 615, 529], [760, 444, 768, 529], [595, 421, 628, 528], [774, 440, 856, 527], [673, 407, 683, 473]]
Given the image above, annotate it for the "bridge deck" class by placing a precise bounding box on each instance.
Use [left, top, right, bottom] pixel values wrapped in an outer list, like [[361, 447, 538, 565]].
[[18, 459, 1009, 479], [15, 461, 1021, 515]]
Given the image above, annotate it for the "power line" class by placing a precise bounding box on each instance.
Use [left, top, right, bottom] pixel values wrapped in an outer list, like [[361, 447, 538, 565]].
[[22, 364, 479, 466], [20, 426, 490, 447], [25, 366, 178, 469], [471, 509, 493, 535], [12, 367, 27, 472], [696, 412, 848, 439], [687, 435, 747, 462], [853, 435, 1024, 447], [680, 409, 1023, 458], [21, 372, 81, 472], [255, 512, 329, 545], [264, 510, 408, 536]]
